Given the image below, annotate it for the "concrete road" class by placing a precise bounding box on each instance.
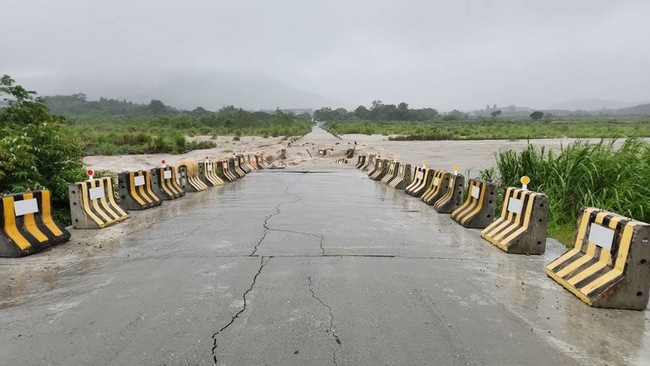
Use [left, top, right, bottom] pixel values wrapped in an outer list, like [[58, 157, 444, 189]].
[[1, 169, 648, 365]]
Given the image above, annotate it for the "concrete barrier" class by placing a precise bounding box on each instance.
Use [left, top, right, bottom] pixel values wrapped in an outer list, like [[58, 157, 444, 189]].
[[370, 159, 390, 181], [336, 158, 348, 164], [434, 173, 465, 214], [1, 190, 71, 257], [151, 166, 185, 200], [69, 177, 130, 229], [355, 155, 367, 168], [199, 161, 225, 187], [255, 154, 269, 169], [175, 160, 208, 193], [380, 161, 399, 184], [362, 155, 377, 171], [481, 187, 549, 254], [118, 171, 163, 210], [230, 157, 246, 178], [422, 170, 451, 205], [238, 155, 252, 173], [545, 207, 650, 310], [409, 168, 434, 198], [405, 165, 425, 194], [389, 163, 412, 189], [247, 155, 258, 170], [367, 156, 381, 177], [450, 178, 496, 228], [218, 160, 237, 182]]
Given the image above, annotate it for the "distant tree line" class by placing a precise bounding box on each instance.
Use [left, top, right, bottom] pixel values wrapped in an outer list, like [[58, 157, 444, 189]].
[[314, 100, 471, 122], [41, 94, 312, 122]]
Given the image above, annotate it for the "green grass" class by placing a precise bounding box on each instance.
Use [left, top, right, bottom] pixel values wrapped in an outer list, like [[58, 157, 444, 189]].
[[324, 119, 650, 140], [492, 138, 650, 246], [67, 115, 311, 155]]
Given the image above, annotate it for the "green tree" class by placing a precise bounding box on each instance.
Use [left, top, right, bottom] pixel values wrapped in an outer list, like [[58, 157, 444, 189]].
[[490, 109, 502, 118], [530, 111, 544, 120], [0, 75, 85, 224]]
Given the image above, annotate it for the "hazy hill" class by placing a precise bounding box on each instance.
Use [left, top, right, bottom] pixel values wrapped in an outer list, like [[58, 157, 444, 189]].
[[549, 98, 643, 111], [38, 70, 344, 111]]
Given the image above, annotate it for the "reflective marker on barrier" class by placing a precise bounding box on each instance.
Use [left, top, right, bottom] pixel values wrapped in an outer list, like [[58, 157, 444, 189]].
[[588, 224, 615, 250], [89, 187, 104, 200], [207, 164, 213, 172], [14, 199, 39, 216], [433, 177, 440, 187], [507, 197, 523, 214], [471, 186, 480, 199], [163, 170, 172, 179], [453, 165, 460, 176], [521, 175, 530, 191], [134, 176, 146, 186], [417, 171, 424, 179]]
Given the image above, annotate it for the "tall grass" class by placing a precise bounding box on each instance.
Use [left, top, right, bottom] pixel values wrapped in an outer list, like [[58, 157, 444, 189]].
[[325, 119, 650, 140], [494, 138, 650, 244]]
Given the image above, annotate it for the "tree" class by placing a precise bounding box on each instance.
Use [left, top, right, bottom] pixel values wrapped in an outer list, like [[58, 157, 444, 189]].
[[0, 75, 85, 224], [530, 111, 544, 120], [354, 105, 370, 119], [149, 99, 167, 115], [490, 110, 502, 118]]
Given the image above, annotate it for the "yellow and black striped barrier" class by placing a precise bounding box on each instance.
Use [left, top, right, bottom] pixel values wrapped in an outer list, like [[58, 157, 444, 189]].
[[69, 177, 130, 229], [335, 158, 348, 164], [355, 155, 367, 169], [361, 154, 375, 171], [247, 155, 258, 170], [176, 160, 208, 193], [450, 178, 496, 228], [151, 166, 184, 200], [230, 157, 246, 178], [422, 170, 451, 205], [405, 165, 425, 195], [389, 163, 412, 190], [255, 154, 269, 169], [481, 184, 549, 254], [199, 160, 225, 187], [380, 161, 398, 184], [370, 159, 390, 181], [1, 190, 71, 257], [545, 207, 650, 310], [434, 172, 465, 214], [367, 157, 382, 177], [238, 155, 252, 174], [218, 159, 237, 182], [409, 167, 434, 198], [118, 170, 163, 210]]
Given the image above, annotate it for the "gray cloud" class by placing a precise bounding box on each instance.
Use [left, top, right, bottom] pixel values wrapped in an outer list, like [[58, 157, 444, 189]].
[[2, 0, 649, 111]]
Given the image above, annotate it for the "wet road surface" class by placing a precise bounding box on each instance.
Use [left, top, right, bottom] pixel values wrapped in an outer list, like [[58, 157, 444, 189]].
[[1, 169, 649, 365]]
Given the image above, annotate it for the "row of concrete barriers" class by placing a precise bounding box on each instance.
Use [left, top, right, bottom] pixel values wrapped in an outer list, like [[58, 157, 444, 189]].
[[356, 154, 650, 310], [0, 154, 268, 258]]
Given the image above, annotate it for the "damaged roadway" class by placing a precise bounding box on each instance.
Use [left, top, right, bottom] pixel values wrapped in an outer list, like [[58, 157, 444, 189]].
[[0, 170, 648, 365]]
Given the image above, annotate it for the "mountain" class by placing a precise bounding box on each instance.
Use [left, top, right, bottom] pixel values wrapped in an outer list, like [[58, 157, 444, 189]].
[[33, 70, 344, 111], [548, 99, 645, 111], [615, 103, 650, 116]]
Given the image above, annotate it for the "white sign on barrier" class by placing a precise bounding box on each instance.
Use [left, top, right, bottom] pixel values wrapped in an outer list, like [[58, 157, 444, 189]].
[[207, 165, 213, 172], [163, 170, 172, 179], [433, 177, 440, 187], [14, 198, 38, 216], [417, 171, 424, 179], [134, 175, 146, 187], [89, 187, 104, 200], [471, 186, 481, 199], [588, 224, 615, 250], [507, 197, 523, 215]]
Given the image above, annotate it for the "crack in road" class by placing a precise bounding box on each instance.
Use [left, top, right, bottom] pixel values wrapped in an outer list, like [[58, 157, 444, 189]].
[[211, 256, 271, 365], [308, 276, 341, 366], [251, 177, 328, 255]]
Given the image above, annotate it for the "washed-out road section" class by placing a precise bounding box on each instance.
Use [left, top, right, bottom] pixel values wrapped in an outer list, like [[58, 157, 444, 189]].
[[0, 169, 648, 365]]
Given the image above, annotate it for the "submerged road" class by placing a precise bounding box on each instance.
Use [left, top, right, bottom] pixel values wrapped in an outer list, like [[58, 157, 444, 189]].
[[0, 169, 648, 365]]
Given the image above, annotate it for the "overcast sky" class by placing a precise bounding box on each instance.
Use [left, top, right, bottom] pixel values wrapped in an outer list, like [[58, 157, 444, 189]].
[[2, 0, 649, 111]]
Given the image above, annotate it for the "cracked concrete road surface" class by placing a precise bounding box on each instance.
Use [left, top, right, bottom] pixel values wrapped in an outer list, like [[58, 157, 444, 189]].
[[1, 169, 649, 365]]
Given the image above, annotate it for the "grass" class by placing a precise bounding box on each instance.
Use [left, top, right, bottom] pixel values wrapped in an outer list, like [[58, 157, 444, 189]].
[[492, 138, 650, 246], [324, 119, 650, 140], [67, 115, 311, 156]]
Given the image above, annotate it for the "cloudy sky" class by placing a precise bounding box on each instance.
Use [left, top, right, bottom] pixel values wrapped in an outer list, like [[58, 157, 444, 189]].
[[2, 0, 649, 111]]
